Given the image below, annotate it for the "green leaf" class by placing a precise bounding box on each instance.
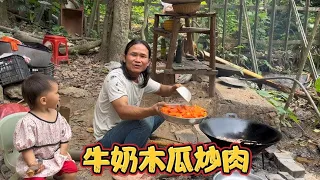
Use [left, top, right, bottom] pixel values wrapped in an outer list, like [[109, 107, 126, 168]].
[[288, 111, 300, 123], [276, 107, 287, 115], [257, 90, 272, 98], [315, 78, 320, 93], [313, 129, 320, 133], [269, 98, 281, 107]]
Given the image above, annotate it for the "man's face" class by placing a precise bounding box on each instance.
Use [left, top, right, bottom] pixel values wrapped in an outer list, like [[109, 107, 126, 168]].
[[124, 44, 150, 77]]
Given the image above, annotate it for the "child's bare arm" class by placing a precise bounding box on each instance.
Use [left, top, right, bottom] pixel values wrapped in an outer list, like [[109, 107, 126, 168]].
[[21, 149, 37, 166], [60, 143, 69, 156]]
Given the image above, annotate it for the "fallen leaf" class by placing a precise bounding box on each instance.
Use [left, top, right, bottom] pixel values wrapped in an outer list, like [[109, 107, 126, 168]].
[[299, 141, 308, 147], [86, 127, 94, 133], [313, 129, 320, 133]]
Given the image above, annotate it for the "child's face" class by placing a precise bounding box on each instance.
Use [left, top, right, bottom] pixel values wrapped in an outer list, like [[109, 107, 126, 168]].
[[43, 82, 60, 109]]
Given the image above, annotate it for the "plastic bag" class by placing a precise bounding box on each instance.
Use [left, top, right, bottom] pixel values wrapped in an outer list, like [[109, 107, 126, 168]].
[[0, 103, 30, 120]]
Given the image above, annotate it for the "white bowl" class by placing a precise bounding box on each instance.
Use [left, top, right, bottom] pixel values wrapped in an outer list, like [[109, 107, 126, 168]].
[[176, 86, 192, 102], [213, 171, 263, 180]]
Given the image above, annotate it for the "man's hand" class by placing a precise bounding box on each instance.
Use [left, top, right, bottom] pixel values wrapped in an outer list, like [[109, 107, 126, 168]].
[[171, 84, 183, 93], [157, 84, 183, 97], [151, 101, 166, 115]]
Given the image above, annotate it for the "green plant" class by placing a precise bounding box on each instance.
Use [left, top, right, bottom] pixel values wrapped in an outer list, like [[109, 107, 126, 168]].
[[51, 25, 68, 36], [314, 77, 320, 93], [256, 90, 299, 127]]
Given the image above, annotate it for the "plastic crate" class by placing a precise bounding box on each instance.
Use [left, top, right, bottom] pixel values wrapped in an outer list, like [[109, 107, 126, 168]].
[[0, 55, 31, 86], [29, 62, 55, 77], [0, 41, 52, 67]]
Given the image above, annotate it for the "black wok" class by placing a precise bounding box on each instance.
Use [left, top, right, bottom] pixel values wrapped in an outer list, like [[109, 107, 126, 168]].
[[199, 113, 282, 156]]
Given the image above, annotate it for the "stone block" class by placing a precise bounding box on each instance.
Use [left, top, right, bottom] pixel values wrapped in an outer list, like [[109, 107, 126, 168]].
[[264, 145, 280, 159], [193, 124, 211, 143], [267, 174, 285, 180], [275, 158, 305, 178], [273, 152, 293, 160], [253, 170, 269, 180], [174, 129, 197, 144], [277, 171, 295, 180]]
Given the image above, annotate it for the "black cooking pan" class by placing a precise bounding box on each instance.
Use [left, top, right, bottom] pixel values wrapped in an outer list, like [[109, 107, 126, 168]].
[[199, 113, 282, 156]]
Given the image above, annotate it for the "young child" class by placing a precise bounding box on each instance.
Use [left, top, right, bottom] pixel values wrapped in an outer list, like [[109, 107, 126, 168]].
[[13, 73, 78, 180]]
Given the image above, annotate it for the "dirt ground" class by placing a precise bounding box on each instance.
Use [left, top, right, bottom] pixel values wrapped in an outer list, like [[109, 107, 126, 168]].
[[1, 55, 319, 179], [51, 55, 320, 179]]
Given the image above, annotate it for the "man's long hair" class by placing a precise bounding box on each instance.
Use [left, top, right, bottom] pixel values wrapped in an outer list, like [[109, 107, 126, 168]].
[[121, 39, 151, 88]]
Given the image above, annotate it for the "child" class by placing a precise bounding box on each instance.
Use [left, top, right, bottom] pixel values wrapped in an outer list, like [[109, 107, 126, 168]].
[[13, 73, 78, 180]]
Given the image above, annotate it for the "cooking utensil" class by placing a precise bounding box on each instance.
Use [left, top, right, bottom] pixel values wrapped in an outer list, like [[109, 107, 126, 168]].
[[213, 171, 264, 180], [219, 77, 248, 88], [199, 113, 282, 156], [176, 86, 192, 102], [160, 104, 208, 125]]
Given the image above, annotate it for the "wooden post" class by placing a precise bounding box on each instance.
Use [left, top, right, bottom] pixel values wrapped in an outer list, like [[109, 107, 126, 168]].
[[151, 15, 159, 79], [209, 14, 216, 97], [185, 18, 194, 55], [165, 17, 180, 85]]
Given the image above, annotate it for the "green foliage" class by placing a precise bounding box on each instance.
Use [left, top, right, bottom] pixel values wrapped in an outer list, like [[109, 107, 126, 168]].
[[315, 78, 320, 93], [256, 90, 300, 126], [51, 25, 68, 36]]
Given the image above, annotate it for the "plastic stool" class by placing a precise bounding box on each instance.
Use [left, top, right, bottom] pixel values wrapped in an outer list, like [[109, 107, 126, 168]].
[[42, 35, 69, 65]]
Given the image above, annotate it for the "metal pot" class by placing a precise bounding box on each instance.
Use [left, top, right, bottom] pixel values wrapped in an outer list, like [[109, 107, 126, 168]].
[[213, 171, 264, 180], [199, 113, 282, 156]]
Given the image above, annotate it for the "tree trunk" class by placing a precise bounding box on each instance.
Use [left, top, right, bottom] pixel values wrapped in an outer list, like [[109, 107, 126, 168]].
[[0, 0, 9, 26], [141, 0, 150, 41], [86, 0, 99, 37], [96, 0, 132, 62]]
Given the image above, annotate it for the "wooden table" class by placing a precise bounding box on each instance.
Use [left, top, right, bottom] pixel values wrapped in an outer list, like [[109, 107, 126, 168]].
[[151, 12, 218, 97]]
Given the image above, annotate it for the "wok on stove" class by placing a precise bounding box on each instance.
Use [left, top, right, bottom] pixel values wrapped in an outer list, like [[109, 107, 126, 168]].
[[199, 113, 282, 156]]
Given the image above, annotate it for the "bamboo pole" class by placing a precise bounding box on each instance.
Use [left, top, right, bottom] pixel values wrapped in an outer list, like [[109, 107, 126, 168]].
[[203, 51, 320, 103], [222, 0, 228, 59], [290, 0, 318, 80], [284, 0, 292, 62], [267, 0, 276, 63], [280, 10, 320, 122], [253, 0, 259, 49], [237, 0, 244, 64], [243, 2, 258, 73]]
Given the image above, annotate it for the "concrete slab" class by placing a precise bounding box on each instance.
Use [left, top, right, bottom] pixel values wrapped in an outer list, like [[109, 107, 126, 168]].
[[213, 82, 278, 125], [264, 145, 281, 159], [275, 158, 305, 178], [174, 129, 197, 144], [277, 171, 295, 180], [274, 152, 293, 160], [267, 174, 286, 180], [193, 124, 211, 143]]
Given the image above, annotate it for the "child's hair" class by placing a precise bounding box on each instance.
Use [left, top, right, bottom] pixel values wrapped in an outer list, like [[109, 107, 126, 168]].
[[22, 73, 57, 109]]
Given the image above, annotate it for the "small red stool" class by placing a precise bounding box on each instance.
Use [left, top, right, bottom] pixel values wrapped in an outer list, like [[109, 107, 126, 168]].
[[43, 35, 69, 65]]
